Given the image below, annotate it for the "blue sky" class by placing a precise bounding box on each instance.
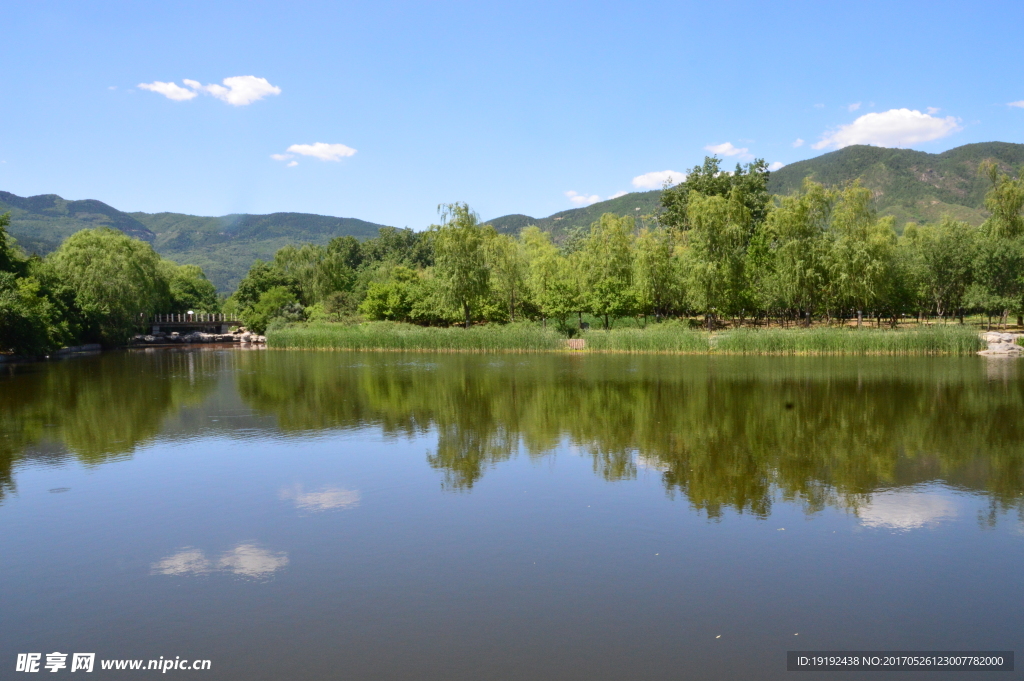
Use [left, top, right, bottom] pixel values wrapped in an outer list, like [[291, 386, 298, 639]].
[[1, 1, 1022, 229]]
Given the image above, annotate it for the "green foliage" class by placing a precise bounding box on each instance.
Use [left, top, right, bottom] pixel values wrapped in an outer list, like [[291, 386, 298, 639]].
[[430, 203, 491, 327], [579, 213, 635, 327], [243, 286, 302, 334], [268, 321, 566, 351], [661, 156, 771, 232], [48, 228, 169, 344], [769, 142, 1024, 226], [162, 262, 219, 313]]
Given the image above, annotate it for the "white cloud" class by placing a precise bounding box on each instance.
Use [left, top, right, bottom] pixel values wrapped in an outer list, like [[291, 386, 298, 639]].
[[108, 86, 117, 91], [608, 191, 628, 200], [286, 142, 357, 161], [565, 190, 601, 206], [140, 76, 280, 106], [279, 484, 361, 512], [137, 80, 197, 101], [813, 103, 825, 109], [812, 108, 962, 150], [1008, 101, 1024, 109], [270, 153, 293, 161], [704, 142, 749, 158], [190, 75, 281, 106], [769, 161, 785, 171], [792, 138, 805, 148], [286, 160, 298, 167], [926, 106, 941, 114], [847, 102, 862, 112], [632, 170, 685, 189]]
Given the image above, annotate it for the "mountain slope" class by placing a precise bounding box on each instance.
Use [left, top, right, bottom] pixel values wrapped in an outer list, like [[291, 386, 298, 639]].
[[767, 142, 1024, 226], [487, 190, 663, 240], [0, 192, 389, 292]]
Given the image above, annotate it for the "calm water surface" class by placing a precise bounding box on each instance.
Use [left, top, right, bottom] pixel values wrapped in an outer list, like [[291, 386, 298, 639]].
[[2, 349, 1023, 680]]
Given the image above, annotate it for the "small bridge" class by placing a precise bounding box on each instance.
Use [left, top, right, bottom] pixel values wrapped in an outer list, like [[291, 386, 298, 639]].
[[151, 313, 241, 334]]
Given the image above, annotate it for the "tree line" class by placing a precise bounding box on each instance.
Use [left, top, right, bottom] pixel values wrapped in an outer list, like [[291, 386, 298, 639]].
[[228, 157, 1024, 333], [4, 155, 1022, 353], [0, 221, 218, 354]]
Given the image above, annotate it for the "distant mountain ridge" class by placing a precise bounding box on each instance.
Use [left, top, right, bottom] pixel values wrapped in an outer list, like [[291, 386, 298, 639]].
[[486, 141, 1024, 237], [768, 141, 1024, 226], [4, 142, 1023, 293], [0, 192, 389, 292]]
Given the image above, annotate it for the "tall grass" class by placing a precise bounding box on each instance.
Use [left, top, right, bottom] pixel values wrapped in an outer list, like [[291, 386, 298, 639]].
[[714, 325, 984, 355], [582, 323, 711, 352], [267, 321, 565, 352], [268, 321, 985, 355]]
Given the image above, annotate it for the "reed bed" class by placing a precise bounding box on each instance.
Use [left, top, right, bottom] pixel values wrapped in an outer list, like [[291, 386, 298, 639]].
[[267, 322, 565, 352], [268, 321, 985, 355], [713, 325, 985, 355]]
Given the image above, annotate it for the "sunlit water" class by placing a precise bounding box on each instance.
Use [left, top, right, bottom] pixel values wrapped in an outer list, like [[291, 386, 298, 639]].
[[2, 348, 1023, 680]]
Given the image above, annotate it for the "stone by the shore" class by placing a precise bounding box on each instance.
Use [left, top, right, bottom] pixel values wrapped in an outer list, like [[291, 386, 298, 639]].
[[978, 332, 1024, 356]]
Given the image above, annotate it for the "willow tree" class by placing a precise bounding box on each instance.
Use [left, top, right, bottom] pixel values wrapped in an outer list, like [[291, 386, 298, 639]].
[[579, 213, 634, 328], [683, 188, 752, 328], [522, 226, 579, 327], [824, 184, 897, 324], [485, 232, 527, 322], [633, 226, 679, 321], [48, 228, 168, 343], [430, 203, 490, 328]]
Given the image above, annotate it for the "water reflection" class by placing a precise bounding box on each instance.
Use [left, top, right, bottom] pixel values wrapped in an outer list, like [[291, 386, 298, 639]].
[[858, 488, 960, 530], [279, 484, 361, 512], [234, 352, 1024, 519], [151, 544, 289, 579], [0, 351, 219, 502], [3, 350, 1023, 524]]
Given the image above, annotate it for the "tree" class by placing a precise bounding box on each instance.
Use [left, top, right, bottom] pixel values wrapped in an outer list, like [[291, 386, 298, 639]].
[[917, 218, 975, 321], [766, 181, 836, 322], [824, 184, 897, 324], [521, 226, 577, 328], [47, 228, 168, 343], [430, 203, 490, 327], [682, 189, 752, 328], [661, 156, 771, 233], [633, 227, 679, 321], [161, 262, 220, 313], [579, 213, 635, 328], [485, 232, 528, 322]]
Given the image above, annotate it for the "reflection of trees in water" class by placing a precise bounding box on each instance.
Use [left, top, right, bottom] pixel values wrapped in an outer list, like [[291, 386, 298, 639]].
[[236, 353, 1024, 516], [0, 350, 219, 502]]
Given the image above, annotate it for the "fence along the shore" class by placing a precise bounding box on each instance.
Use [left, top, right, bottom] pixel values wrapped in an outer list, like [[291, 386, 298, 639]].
[[153, 314, 237, 323]]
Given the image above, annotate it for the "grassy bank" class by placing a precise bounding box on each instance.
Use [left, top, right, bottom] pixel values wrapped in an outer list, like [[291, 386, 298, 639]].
[[267, 322, 985, 355]]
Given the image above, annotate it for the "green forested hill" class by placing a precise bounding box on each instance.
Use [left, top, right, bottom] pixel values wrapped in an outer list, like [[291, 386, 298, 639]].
[[0, 191, 389, 292], [5, 142, 1022, 293], [487, 190, 663, 239], [767, 142, 1024, 226], [487, 142, 1024, 237]]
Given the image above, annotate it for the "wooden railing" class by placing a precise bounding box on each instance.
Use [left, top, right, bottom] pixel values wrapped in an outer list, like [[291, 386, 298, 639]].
[[153, 314, 239, 324]]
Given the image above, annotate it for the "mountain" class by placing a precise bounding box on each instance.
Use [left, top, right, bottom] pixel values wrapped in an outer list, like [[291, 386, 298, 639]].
[[0, 192, 389, 292], [767, 142, 1024, 226], [486, 142, 1024, 238], [487, 190, 663, 240]]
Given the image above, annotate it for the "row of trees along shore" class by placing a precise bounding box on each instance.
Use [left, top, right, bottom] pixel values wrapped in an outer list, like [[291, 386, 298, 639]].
[[3, 155, 1022, 354], [0, 219, 218, 354], [229, 157, 1024, 334]]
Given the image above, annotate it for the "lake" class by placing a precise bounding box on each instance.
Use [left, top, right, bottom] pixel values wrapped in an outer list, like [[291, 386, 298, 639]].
[[2, 348, 1023, 679]]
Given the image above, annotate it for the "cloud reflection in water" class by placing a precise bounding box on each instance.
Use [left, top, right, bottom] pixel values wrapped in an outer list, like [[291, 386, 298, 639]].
[[151, 544, 289, 578], [279, 484, 361, 512]]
